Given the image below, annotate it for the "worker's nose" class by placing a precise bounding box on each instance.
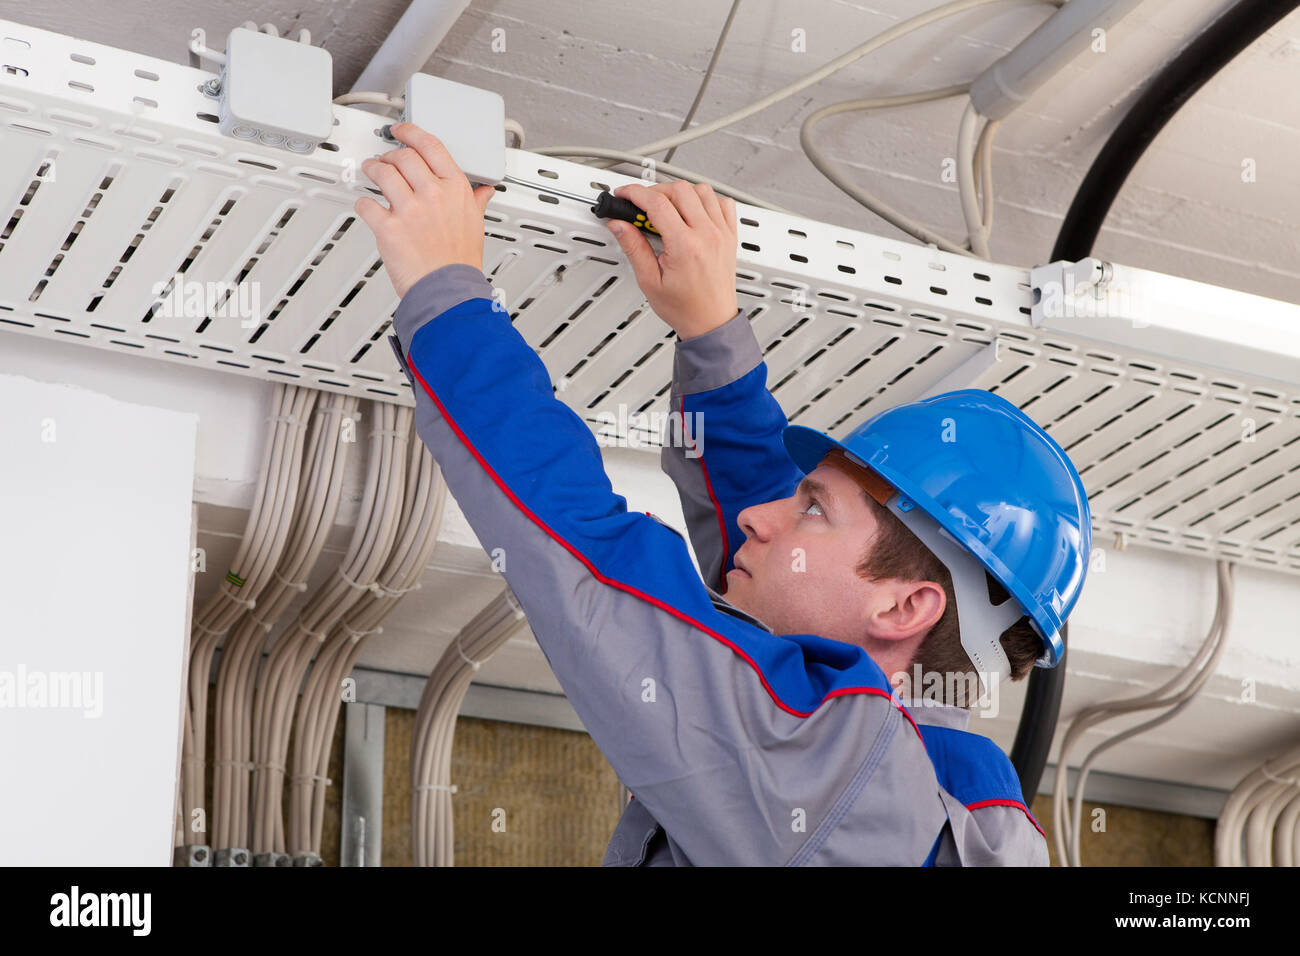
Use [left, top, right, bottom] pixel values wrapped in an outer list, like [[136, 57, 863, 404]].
[[737, 497, 783, 543]]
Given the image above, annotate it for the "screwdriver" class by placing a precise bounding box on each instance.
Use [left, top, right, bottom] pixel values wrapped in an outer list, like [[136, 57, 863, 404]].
[[501, 175, 660, 235]]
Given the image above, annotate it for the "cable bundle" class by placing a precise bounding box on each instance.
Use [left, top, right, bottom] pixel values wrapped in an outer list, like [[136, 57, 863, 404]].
[[411, 589, 528, 867], [210, 390, 359, 858], [1053, 560, 1235, 866], [250, 401, 411, 859], [179, 383, 316, 856], [288, 433, 451, 859], [1216, 743, 1300, 866]]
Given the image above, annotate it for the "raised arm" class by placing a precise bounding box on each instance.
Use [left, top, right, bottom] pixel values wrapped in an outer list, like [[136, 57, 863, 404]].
[[357, 127, 948, 864], [602, 183, 803, 593]]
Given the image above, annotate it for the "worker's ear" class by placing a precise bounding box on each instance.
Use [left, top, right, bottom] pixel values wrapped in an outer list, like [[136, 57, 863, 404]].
[[473, 184, 495, 216]]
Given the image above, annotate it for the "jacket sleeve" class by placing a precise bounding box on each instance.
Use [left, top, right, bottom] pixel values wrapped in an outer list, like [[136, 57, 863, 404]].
[[389, 264, 948, 865], [659, 310, 805, 593], [935, 799, 1051, 867]]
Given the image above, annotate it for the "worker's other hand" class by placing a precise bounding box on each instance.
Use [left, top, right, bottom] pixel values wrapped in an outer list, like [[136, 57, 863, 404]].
[[353, 122, 496, 299], [604, 181, 739, 341]]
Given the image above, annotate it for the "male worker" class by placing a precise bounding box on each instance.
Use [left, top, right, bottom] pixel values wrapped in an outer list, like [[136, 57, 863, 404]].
[[360, 123, 1091, 866]]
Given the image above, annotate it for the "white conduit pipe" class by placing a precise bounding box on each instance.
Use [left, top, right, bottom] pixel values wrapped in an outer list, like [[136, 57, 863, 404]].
[[349, 0, 473, 101], [958, 0, 1146, 254], [968, 0, 1147, 121]]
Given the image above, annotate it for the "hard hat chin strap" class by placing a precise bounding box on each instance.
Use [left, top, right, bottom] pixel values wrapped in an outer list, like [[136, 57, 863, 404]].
[[883, 495, 1023, 692]]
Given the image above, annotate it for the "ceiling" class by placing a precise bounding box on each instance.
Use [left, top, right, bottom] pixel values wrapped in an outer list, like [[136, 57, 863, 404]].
[[5, 0, 1299, 306]]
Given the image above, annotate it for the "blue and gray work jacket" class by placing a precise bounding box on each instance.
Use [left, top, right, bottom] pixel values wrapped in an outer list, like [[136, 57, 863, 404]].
[[389, 264, 1049, 866]]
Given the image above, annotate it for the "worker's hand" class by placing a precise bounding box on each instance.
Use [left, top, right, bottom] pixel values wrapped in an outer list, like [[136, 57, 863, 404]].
[[604, 181, 739, 341], [353, 122, 496, 299]]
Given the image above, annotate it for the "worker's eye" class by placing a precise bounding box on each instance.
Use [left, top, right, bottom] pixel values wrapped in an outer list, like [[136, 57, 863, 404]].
[[801, 498, 824, 517]]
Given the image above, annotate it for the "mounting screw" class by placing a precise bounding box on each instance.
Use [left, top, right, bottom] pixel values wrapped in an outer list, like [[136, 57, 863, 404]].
[[199, 77, 221, 98]]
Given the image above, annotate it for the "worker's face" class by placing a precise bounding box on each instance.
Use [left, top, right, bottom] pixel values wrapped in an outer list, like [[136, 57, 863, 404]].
[[725, 456, 943, 655]]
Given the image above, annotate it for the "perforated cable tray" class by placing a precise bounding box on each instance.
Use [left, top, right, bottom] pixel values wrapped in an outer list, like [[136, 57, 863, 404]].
[[1, 18, 1299, 576]]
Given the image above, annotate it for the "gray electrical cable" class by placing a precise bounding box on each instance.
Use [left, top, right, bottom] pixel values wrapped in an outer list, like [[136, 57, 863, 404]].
[[1053, 570, 1231, 861], [296, 441, 448, 858], [1054, 560, 1234, 866], [799, 85, 975, 254], [957, 100, 991, 258], [181, 383, 313, 853], [565, 0, 1060, 168], [213, 390, 359, 854], [251, 400, 404, 854], [411, 589, 527, 866], [662, 0, 743, 166], [274, 402, 409, 857]]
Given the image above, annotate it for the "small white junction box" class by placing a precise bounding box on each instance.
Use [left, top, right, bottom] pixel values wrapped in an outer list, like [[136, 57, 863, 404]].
[[218, 27, 334, 153], [401, 72, 506, 185]]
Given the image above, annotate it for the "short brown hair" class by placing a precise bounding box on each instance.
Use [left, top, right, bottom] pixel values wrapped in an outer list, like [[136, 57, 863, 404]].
[[855, 496, 1042, 708]]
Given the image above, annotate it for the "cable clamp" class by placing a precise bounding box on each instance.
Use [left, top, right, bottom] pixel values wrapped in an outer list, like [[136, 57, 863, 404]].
[[376, 580, 421, 598], [225, 590, 256, 611], [341, 620, 382, 642], [192, 620, 230, 638], [454, 633, 482, 671], [213, 760, 256, 770], [369, 428, 408, 442], [254, 761, 287, 775], [413, 783, 458, 794], [292, 616, 327, 641], [273, 568, 309, 592], [339, 568, 384, 596], [246, 612, 275, 633], [265, 414, 303, 428], [291, 773, 333, 787], [1261, 765, 1300, 787]]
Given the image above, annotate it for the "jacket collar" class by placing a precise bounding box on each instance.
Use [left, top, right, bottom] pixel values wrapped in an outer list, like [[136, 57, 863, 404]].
[[898, 699, 972, 731]]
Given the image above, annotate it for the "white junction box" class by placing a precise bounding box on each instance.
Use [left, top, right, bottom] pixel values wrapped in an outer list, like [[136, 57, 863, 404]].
[[218, 26, 334, 153], [401, 72, 505, 185]]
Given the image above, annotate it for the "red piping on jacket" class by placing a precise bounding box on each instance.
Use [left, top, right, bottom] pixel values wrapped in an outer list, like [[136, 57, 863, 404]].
[[406, 354, 925, 744], [679, 393, 730, 595], [966, 798, 1045, 837]]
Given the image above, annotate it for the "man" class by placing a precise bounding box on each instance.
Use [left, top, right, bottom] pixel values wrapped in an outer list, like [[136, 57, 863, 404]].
[[360, 123, 1091, 866]]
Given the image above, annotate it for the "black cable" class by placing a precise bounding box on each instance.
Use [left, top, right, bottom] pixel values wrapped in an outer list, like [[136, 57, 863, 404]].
[[1051, 0, 1299, 262], [1012, 0, 1299, 806]]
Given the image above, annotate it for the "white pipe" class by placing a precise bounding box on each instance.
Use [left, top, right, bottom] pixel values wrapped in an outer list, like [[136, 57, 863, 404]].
[[350, 0, 473, 98], [970, 0, 1146, 121]]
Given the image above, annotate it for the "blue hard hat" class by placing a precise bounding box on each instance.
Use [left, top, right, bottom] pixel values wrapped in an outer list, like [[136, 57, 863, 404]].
[[783, 388, 1092, 668]]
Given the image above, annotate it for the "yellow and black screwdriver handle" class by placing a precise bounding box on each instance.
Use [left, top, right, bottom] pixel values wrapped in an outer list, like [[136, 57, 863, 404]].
[[591, 191, 660, 235]]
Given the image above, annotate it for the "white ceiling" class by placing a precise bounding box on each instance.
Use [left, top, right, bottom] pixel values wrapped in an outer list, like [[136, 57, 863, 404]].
[[6, 0, 1300, 306]]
